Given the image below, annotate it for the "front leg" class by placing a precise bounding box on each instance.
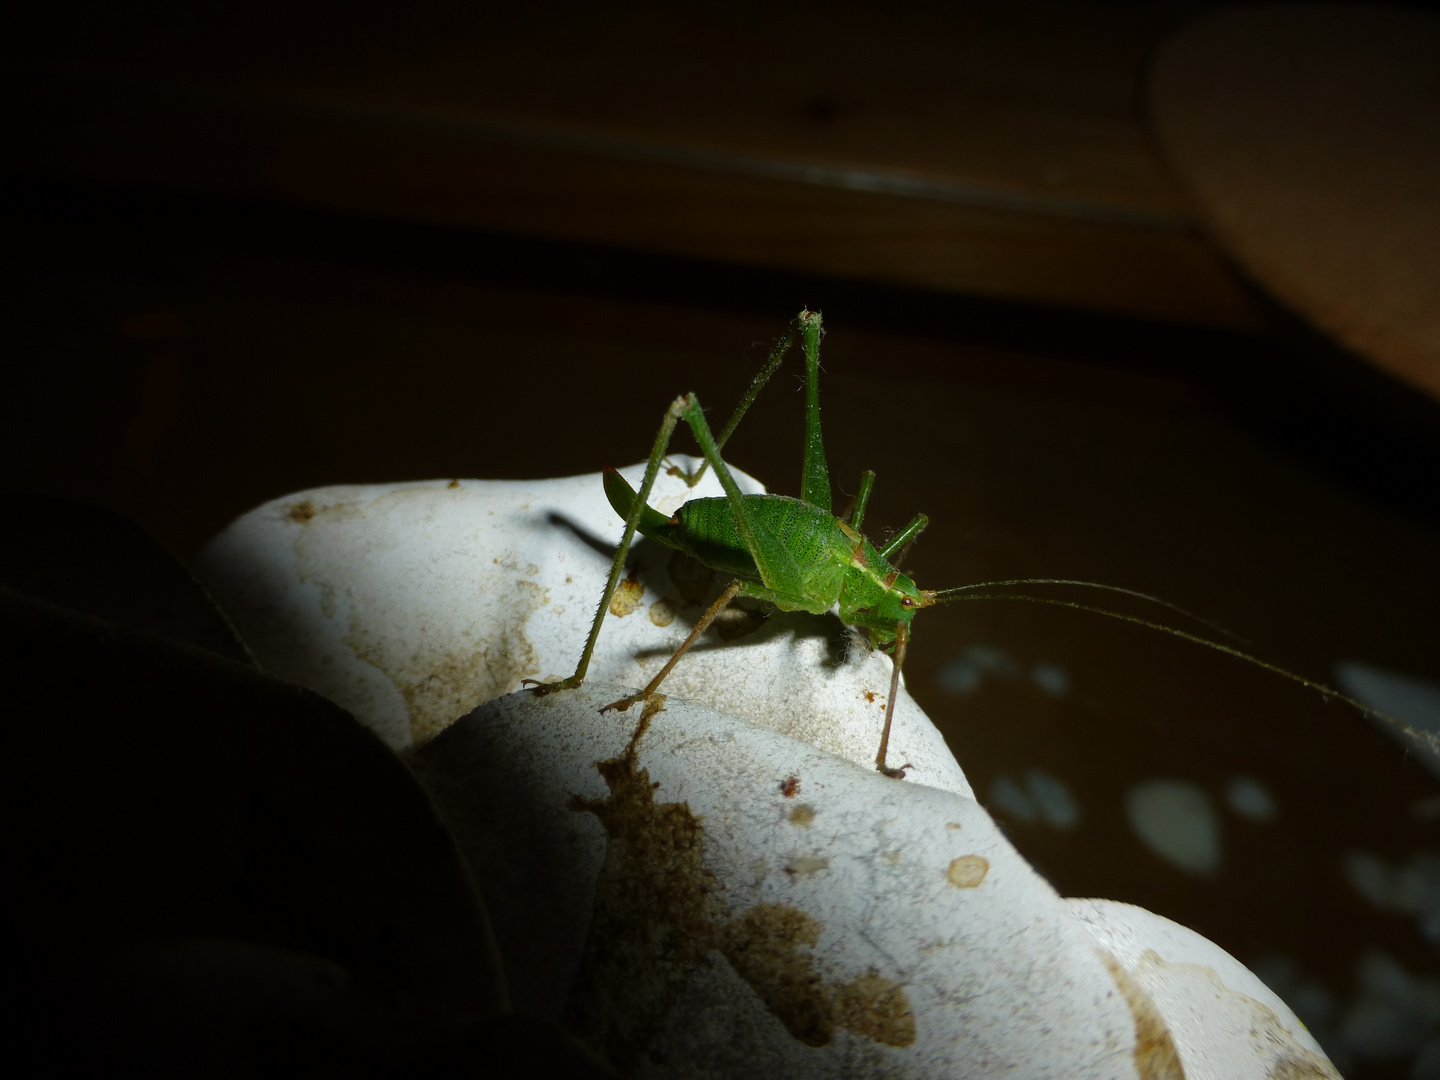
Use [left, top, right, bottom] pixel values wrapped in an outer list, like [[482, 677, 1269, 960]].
[[533, 394, 692, 695], [876, 622, 914, 780]]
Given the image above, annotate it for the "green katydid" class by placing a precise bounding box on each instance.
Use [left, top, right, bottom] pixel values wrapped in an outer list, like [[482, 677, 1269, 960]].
[[538, 310, 1427, 778]]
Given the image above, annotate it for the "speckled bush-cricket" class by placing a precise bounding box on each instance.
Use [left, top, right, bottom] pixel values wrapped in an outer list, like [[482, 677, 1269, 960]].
[[537, 310, 1421, 777]]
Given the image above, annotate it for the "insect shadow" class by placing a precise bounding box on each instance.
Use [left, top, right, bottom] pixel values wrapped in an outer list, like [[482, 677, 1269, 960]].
[[640, 549, 852, 668], [545, 511, 617, 561]]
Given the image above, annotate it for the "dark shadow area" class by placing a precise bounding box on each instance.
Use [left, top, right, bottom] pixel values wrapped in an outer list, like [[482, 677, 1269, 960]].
[[4, 171, 1438, 529]]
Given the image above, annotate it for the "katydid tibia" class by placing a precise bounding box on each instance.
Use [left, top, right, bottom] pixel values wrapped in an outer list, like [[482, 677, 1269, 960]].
[[536, 310, 1425, 779]]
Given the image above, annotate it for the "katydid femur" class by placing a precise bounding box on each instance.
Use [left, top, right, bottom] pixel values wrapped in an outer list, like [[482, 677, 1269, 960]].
[[539, 310, 1427, 779]]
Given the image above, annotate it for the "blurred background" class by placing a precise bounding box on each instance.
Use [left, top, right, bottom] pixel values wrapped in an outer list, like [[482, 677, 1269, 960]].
[[4, 3, 1438, 1075]]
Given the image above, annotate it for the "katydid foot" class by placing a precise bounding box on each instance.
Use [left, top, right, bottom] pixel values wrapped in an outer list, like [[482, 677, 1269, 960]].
[[523, 676, 582, 696], [600, 689, 664, 716]]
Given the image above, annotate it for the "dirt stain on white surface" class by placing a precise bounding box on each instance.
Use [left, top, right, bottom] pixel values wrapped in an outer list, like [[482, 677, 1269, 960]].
[[785, 855, 831, 876], [287, 499, 317, 523], [720, 905, 916, 1050], [1130, 951, 1339, 1080], [1098, 950, 1184, 1080], [343, 576, 546, 746], [291, 489, 546, 746], [565, 729, 915, 1069], [609, 573, 646, 617], [946, 855, 989, 888], [346, 618, 542, 745]]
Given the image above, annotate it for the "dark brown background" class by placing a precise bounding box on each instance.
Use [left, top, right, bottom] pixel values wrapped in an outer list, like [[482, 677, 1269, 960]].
[[4, 4, 1438, 1076]]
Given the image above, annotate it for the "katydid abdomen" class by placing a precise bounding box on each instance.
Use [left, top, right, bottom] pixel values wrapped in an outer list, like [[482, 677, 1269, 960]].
[[672, 496, 844, 585], [606, 467, 926, 635]]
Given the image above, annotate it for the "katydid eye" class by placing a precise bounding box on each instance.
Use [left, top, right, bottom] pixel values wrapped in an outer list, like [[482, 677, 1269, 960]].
[[901, 596, 914, 607]]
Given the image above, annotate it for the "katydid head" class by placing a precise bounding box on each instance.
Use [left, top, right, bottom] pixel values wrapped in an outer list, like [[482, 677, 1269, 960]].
[[841, 567, 939, 645]]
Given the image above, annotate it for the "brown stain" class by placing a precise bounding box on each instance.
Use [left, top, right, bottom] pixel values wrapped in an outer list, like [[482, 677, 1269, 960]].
[[717, 907, 915, 1050], [609, 573, 646, 617], [648, 599, 675, 627], [946, 855, 989, 888], [565, 730, 916, 1070], [344, 577, 547, 745], [785, 855, 831, 876], [285, 489, 551, 743], [780, 774, 801, 798], [1098, 951, 1186, 1080], [788, 804, 816, 828], [835, 969, 917, 1049], [447, 478, 461, 488], [1132, 952, 1339, 1080], [1266, 1058, 1339, 1080], [563, 706, 719, 1070], [718, 904, 833, 1046]]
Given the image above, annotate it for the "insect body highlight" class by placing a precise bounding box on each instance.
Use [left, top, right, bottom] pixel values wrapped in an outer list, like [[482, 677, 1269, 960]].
[[604, 471, 935, 640]]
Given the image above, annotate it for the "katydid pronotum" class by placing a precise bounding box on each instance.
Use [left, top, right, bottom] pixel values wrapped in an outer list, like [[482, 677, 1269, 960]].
[[535, 310, 1422, 778]]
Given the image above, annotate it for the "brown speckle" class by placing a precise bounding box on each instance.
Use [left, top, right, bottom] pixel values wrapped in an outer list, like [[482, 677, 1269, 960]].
[[945, 822, 963, 831], [447, 479, 461, 488], [863, 689, 876, 704], [946, 855, 989, 888], [648, 599, 675, 627], [785, 855, 830, 877], [609, 572, 645, 617], [788, 804, 816, 828], [780, 774, 801, 798], [288, 501, 317, 524]]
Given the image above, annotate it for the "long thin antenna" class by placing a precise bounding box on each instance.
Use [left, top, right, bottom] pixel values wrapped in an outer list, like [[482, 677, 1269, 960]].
[[949, 591, 1438, 757], [933, 579, 1245, 643]]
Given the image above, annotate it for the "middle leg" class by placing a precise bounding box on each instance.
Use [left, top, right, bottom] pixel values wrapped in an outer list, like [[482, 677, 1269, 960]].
[[602, 579, 748, 713]]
